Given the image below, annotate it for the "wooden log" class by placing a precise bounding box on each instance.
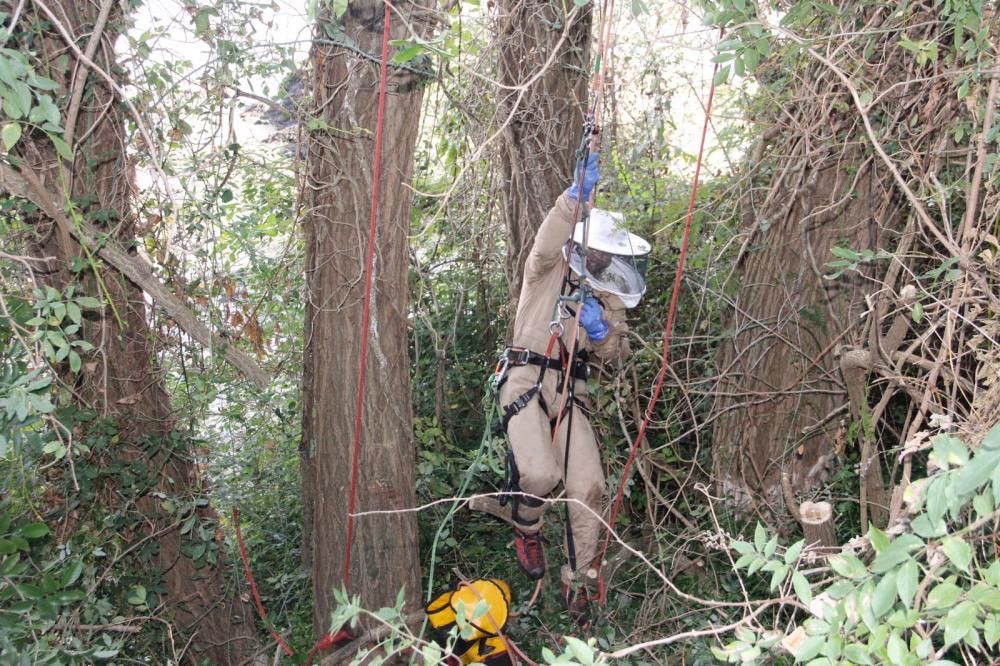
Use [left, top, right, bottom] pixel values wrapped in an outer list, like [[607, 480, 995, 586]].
[[799, 501, 836, 550]]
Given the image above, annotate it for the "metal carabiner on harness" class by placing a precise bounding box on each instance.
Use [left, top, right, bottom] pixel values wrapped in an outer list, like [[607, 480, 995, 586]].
[[493, 353, 510, 388]]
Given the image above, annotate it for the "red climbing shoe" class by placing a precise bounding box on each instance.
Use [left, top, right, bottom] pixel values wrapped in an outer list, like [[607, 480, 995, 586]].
[[514, 528, 545, 579], [562, 584, 595, 630]]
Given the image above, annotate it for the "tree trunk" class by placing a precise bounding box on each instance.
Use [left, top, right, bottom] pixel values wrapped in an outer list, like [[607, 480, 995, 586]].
[[3, 2, 256, 662], [799, 501, 837, 551], [709, 2, 971, 526], [494, 0, 593, 300], [712, 153, 896, 513], [301, 0, 432, 640]]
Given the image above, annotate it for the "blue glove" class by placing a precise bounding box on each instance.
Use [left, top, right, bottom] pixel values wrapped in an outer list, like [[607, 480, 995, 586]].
[[579, 296, 609, 342], [564, 153, 600, 202]]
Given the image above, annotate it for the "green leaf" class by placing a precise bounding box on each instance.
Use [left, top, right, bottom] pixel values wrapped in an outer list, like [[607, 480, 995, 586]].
[[770, 563, 789, 591], [392, 43, 425, 65], [61, 560, 83, 588], [968, 584, 1000, 610], [843, 643, 873, 665], [868, 525, 889, 552], [713, 64, 730, 86], [764, 536, 778, 559], [785, 539, 805, 564], [2, 121, 20, 150], [66, 301, 81, 324], [564, 636, 594, 664], [872, 570, 897, 618], [42, 441, 66, 460], [926, 475, 949, 523], [47, 132, 73, 161], [886, 631, 908, 663], [984, 614, 1000, 647], [732, 540, 754, 556], [754, 522, 766, 551], [127, 585, 147, 606], [69, 351, 81, 374], [19, 523, 49, 539], [982, 424, 1000, 450], [792, 571, 812, 607], [76, 297, 104, 309], [31, 94, 60, 125], [941, 536, 973, 573], [973, 491, 994, 520], [830, 245, 861, 260], [872, 535, 923, 574], [15, 582, 42, 599], [194, 8, 213, 37], [9, 80, 30, 117], [926, 581, 962, 609], [930, 435, 968, 470], [993, 463, 1000, 506], [943, 601, 977, 646], [629, 0, 648, 17], [828, 554, 868, 580], [955, 447, 1000, 496], [795, 634, 826, 661], [28, 74, 58, 91], [911, 514, 947, 538], [886, 608, 920, 628], [897, 559, 918, 609], [986, 561, 1000, 587]]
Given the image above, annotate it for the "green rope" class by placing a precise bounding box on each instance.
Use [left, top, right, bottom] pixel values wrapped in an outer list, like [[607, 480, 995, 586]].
[[423, 376, 505, 600]]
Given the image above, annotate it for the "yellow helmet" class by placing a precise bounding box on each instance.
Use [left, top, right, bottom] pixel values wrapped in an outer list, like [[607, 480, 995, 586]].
[[426, 578, 514, 663], [448, 579, 511, 639]]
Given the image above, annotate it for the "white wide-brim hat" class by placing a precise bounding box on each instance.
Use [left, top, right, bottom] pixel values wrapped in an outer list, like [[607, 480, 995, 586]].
[[573, 209, 651, 257]]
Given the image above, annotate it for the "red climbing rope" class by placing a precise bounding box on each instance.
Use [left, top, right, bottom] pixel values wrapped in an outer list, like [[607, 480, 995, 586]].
[[597, 57, 720, 603], [233, 508, 294, 657], [344, 0, 394, 589]]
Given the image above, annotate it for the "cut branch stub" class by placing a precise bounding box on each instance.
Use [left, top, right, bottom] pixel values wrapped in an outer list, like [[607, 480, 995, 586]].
[[799, 500, 836, 550]]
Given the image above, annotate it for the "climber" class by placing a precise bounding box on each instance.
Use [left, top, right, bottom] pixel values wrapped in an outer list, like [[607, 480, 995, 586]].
[[495, 152, 650, 628]]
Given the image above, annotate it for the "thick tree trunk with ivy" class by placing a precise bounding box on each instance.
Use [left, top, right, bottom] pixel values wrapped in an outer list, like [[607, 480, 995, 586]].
[[494, 0, 593, 299], [1, 3, 256, 662], [712, 153, 893, 514], [301, 0, 432, 637], [711, 0, 991, 532]]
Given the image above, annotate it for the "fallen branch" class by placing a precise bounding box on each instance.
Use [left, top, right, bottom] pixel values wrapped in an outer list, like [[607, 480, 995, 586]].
[[319, 611, 424, 666], [0, 163, 269, 390]]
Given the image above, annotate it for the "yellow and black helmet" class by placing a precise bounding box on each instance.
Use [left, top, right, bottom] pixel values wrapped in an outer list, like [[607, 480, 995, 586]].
[[426, 579, 513, 665]]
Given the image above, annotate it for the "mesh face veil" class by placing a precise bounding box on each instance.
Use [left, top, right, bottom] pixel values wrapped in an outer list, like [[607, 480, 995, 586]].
[[565, 209, 651, 308]]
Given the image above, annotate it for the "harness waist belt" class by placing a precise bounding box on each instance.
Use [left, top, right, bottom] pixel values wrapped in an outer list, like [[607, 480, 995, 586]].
[[502, 347, 589, 380]]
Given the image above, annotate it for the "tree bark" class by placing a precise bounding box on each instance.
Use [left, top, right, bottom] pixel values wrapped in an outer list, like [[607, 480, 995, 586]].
[[3, 2, 256, 662], [494, 0, 593, 301], [301, 0, 433, 640]]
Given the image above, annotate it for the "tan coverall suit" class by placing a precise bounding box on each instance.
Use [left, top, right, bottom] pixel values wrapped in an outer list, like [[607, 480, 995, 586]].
[[500, 193, 631, 584]]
